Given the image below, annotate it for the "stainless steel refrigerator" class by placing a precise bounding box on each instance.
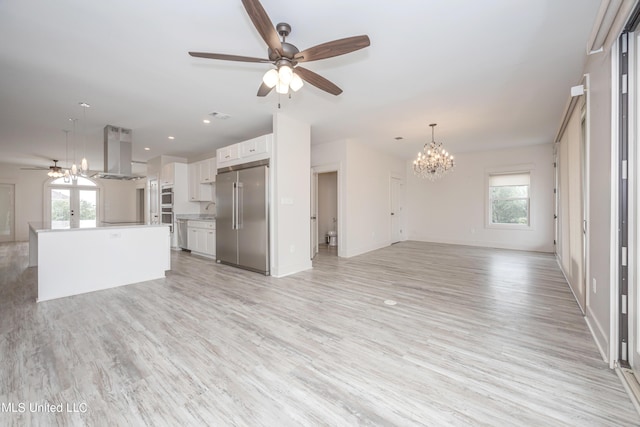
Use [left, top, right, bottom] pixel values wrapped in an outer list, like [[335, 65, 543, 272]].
[[216, 160, 269, 275]]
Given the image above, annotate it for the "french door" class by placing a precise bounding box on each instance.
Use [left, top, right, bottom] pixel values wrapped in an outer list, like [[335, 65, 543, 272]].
[[48, 177, 99, 229]]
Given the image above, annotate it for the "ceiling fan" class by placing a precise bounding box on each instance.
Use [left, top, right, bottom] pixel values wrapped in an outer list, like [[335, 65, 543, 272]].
[[21, 160, 65, 177], [188, 0, 370, 97]]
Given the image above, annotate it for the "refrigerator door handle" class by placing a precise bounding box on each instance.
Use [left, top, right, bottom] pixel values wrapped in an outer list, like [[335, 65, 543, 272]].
[[232, 182, 237, 230], [237, 182, 244, 229]]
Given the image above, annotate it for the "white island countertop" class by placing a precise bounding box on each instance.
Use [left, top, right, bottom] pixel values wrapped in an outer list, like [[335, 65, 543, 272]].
[[29, 221, 168, 232], [29, 222, 171, 302]]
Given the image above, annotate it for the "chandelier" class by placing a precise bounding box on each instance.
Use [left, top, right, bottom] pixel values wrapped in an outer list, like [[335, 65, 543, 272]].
[[413, 123, 455, 181]]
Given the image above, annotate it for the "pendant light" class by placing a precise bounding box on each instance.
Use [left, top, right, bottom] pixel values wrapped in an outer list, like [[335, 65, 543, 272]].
[[63, 129, 71, 183], [79, 102, 90, 176], [69, 118, 78, 181]]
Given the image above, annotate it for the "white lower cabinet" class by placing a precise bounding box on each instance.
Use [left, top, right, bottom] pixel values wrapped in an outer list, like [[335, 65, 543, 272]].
[[187, 220, 215, 258]]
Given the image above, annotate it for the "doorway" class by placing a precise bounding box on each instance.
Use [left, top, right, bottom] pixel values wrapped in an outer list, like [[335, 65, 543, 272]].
[[136, 188, 145, 222], [317, 172, 338, 254], [311, 164, 341, 258]]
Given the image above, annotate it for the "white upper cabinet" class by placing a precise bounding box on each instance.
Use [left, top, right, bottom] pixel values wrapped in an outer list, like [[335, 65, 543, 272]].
[[160, 163, 175, 186], [188, 159, 214, 202], [216, 144, 240, 165], [199, 157, 216, 183], [241, 135, 269, 158], [217, 134, 272, 169]]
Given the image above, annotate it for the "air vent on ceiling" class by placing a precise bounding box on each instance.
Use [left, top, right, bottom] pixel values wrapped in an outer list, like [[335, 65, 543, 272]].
[[209, 112, 231, 120]]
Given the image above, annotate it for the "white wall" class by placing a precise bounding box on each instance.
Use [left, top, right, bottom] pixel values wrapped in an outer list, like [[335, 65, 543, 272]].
[[272, 113, 312, 277], [406, 144, 555, 252], [0, 163, 140, 241], [311, 139, 406, 258]]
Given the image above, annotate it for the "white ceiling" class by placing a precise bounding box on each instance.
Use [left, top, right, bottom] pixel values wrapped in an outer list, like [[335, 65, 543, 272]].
[[0, 0, 601, 172]]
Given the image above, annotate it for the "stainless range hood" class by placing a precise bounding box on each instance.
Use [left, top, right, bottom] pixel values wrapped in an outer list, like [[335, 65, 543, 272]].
[[93, 125, 144, 180]]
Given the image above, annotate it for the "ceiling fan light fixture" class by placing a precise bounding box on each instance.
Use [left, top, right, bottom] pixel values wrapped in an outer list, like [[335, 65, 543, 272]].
[[276, 81, 289, 94], [290, 73, 304, 92], [263, 69, 279, 88], [278, 64, 293, 85]]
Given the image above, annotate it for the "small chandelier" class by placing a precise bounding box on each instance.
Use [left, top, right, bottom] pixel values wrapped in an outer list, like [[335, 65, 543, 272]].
[[413, 123, 455, 181]]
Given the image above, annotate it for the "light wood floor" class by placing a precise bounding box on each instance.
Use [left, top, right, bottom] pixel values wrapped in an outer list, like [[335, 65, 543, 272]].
[[1, 241, 639, 426]]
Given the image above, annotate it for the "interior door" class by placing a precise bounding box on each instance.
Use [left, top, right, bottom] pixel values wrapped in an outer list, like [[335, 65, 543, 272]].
[[390, 176, 403, 243], [310, 171, 318, 259], [0, 184, 15, 242], [237, 166, 269, 273]]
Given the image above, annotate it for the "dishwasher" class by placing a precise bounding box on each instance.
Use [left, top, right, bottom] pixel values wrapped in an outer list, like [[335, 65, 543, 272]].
[[176, 218, 189, 251]]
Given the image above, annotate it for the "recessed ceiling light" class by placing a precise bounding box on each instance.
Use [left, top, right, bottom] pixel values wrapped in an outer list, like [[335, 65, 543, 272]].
[[168, 136, 175, 140], [209, 112, 231, 120], [384, 299, 397, 306], [203, 119, 211, 124], [144, 147, 150, 151]]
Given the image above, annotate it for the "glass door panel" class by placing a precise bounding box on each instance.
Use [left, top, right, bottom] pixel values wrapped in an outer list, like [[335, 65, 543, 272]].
[[51, 188, 71, 229], [78, 190, 97, 228]]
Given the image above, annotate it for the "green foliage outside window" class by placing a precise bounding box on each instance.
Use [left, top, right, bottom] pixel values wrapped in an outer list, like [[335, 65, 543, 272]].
[[490, 185, 529, 225], [80, 199, 96, 220], [52, 200, 70, 221]]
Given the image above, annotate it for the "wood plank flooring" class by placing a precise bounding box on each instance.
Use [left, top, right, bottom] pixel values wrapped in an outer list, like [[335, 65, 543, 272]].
[[1, 240, 639, 426]]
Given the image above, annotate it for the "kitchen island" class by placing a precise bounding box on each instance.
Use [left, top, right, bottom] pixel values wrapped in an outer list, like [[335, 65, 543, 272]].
[[29, 222, 171, 302]]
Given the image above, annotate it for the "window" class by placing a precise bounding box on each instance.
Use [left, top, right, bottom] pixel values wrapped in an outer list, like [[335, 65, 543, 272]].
[[488, 172, 530, 227]]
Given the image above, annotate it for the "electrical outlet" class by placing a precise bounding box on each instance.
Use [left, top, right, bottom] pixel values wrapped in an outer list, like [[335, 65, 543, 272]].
[[592, 278, 597, 293]]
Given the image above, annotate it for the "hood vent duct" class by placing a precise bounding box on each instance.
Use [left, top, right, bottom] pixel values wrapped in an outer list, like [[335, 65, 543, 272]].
[[93, 125, 144, 180]]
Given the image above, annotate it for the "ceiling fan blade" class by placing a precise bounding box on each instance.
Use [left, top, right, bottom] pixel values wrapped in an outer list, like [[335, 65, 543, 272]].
[[241, 0, 282, 56], [20, 167, 48, 170], [295, 67, 342, 96], [189, 52, 271, 63], [257, 82, 274, 97], [294, 35, 370, 62]]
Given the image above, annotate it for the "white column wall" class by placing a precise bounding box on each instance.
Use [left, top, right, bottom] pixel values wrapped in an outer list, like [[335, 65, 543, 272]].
[[272, 113, 312, 277]]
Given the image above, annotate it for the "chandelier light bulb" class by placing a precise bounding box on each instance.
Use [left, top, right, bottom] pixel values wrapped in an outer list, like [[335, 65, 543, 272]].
[[71, 163, 78, 176], [290, 73, 304, 92], [81, 157, 88, 174], [262, 69, 279, 88], [278, 65, 293, 85]]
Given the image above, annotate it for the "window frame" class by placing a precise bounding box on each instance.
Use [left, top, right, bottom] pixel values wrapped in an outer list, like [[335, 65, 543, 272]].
[[485, 166, 534, 231]]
